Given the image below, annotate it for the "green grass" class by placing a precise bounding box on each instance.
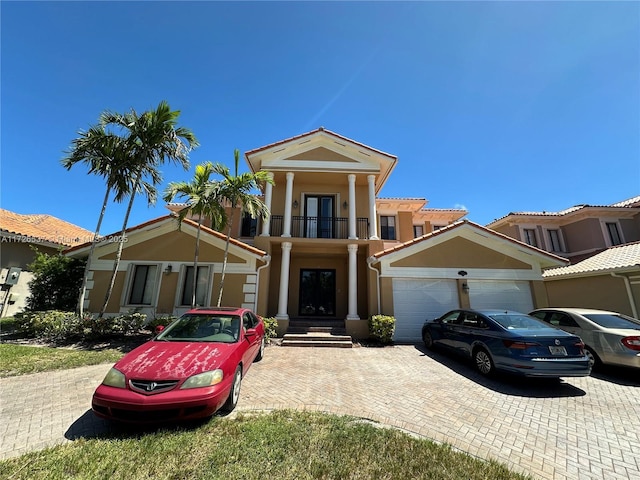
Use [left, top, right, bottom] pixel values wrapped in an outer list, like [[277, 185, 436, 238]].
[[0, 410, 531, 480], [0, 344, 123, 377]]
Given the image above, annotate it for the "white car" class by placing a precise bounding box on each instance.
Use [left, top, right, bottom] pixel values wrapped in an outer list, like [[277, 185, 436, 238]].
[[529, 308, 640, 369]]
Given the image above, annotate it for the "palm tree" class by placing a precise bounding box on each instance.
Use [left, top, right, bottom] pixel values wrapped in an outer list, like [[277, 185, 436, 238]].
[[162, 162, 226, 307], [212, 149, 274, 307], [61, 125, 134, 317], [98, 101, 198, 318]]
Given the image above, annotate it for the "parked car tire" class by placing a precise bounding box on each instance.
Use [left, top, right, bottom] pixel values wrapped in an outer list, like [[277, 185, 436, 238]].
[[473, 348, 495, 376], [254, 337, 265, 362], [585, 346, 602, 370], [422, 330, 434, 349], [222, 366, 242, 412]]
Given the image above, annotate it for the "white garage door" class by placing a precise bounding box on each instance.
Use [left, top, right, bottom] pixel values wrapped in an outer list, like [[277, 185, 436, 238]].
[[392, 278, 460, 342], [467, 280, 533, 313]]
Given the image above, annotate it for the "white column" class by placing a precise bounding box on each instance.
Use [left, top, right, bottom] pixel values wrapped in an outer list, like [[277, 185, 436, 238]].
[[282, 172, 294, 237], [367, 175, 379, 240], [260, 172, 274, 236], [348, 174, 357, 239], [347, 244, 360, 320], [276, 242, 292, 320]]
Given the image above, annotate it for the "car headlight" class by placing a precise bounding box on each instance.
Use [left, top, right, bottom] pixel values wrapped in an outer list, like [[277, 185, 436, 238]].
[[102, 368, 126, 388], [181, 369, 224, 389]]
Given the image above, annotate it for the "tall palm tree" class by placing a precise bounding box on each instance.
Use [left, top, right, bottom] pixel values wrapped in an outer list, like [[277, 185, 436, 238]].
[[98, 101, 198, 318], [212, 149, 274, 307], [162, 162, 226, 307], [61, 125, 133, 316]]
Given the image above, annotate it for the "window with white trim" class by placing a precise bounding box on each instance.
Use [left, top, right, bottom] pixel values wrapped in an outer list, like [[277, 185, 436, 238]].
[[128, 265, 159, 305], [523, 228, 538, 247], [413, 225, 424, 238], [547, 229, 562, 252], [380, 216, 396, 240], [180, 265, 211, 306]]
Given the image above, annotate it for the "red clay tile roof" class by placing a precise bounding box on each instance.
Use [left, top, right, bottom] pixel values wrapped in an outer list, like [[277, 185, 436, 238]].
[[0, 208, 93, 247]]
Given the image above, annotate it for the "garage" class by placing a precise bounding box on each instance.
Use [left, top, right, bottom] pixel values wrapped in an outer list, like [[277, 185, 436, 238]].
[[467, 279, 534, 313], [392, 278, 459, 342]]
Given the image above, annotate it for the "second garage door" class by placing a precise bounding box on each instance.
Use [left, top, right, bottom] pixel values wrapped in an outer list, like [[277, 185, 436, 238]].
[[392, 278, 460, 342], [467, 280, 533, 313]]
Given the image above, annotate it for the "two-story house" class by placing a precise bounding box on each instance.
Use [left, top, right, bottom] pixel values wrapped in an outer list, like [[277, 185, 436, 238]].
[[486, 197, 640, 318], [66, 128, 568, 341]]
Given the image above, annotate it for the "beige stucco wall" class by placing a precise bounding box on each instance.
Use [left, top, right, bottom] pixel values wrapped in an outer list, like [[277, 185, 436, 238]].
[[562, 218, 607, 252], [545, 274, 639, 318]]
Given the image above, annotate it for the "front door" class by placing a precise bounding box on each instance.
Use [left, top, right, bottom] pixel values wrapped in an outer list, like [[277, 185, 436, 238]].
[[299, 269, 336, 316]]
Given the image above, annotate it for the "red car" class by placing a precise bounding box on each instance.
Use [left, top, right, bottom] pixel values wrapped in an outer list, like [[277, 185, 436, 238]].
[[92, 307, 266, 423]]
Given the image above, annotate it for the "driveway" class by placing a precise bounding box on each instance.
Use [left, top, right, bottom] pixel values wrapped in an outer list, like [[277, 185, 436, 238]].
[[1, 344, 639, 479]]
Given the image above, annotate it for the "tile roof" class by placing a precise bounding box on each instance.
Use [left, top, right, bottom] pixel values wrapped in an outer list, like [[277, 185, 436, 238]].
[[543, 242, 640, 278], [611, 195, 640, 207], [0, 208, 93, 247]]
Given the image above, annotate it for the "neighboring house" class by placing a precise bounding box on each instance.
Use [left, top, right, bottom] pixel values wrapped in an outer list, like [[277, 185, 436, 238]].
[[0, 208, 93, 317], [65, 128, 567, 341], [486, 196, 640, 263], [542, 242, 640, 319]]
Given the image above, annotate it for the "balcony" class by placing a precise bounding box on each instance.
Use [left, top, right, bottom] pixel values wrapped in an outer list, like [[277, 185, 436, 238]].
[[270, 215, 369, 239]]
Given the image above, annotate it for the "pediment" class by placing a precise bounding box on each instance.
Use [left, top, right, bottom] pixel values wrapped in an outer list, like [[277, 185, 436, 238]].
[[285, 147, 359, 163]]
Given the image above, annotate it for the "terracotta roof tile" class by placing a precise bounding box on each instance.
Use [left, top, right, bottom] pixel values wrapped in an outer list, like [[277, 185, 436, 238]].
[[0, 208, 93, 247], [543, 242, 640, 278]]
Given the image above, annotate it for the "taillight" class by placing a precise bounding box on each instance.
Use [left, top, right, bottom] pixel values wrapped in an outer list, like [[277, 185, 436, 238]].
[[503, 340, 541, 349], [621, 336, 640, 351], [575, 341, 585, 353]]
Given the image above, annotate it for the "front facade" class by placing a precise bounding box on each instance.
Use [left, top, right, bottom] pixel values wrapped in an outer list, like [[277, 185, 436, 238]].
[[67, 128, 567, 341]]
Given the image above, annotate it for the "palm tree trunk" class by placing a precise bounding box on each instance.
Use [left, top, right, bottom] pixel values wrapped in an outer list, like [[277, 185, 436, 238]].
[[216, 208, 235, 307], [78, 186, 111, 317], [99, 173, 141, 319], [192, 216, 202, 307]]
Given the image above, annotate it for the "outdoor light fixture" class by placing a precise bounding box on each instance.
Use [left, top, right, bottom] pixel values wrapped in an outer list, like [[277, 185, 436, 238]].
[[462, 282, 469, 293], [293, 200, 299, 209], [343, 201, 348, 210], [164, 264, 173, 275]]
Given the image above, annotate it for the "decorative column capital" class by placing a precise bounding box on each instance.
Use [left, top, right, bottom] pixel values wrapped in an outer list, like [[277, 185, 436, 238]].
[[281, 241, 292, 252], [347, 244, 358, 253]]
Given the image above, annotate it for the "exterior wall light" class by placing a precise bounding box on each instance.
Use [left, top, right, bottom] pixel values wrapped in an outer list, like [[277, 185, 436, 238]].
[[462, 282, 469, 293], [293, 200, 299, 209], [164, 264, 173, 275]]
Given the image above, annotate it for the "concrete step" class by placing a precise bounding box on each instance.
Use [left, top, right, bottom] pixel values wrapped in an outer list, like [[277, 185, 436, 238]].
[[281, 332, 353, 348], [286, 326, 347, 335]]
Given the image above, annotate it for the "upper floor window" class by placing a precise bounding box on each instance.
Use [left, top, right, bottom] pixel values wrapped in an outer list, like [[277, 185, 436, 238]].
[[413, 225, 424, 238], [547, 229, 562, 252], [606, 222, 622, 246], [128, 264, 158, 305], [241, 212, 258, 237], [523, 228, 538, 247], [432, 225, 444, 232], [380, 216, 396, 240]]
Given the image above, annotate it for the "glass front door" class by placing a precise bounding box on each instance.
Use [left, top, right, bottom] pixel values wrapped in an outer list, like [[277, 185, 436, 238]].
[[299, 269, 336, 316], [304, 196, 334, 238]]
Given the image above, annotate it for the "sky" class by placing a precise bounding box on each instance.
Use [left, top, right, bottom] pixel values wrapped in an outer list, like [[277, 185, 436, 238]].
[[2, 1, 639, 237]]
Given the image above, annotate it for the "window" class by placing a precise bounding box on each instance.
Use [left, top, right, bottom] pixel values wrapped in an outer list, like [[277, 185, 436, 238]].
[[523, 228, 538, 247], [380, 216, 396, 240], [181, 265, 210, 306], [606, 222, 622, 246], [240, 212, 258, 237], [128, 265, 158, 305], [548, 229, 562, 252], [413, 225, 424, 238], [432, 225, 444, 232]]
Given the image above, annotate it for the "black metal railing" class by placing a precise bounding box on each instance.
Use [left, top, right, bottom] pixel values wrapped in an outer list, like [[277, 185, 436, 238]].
[[270, 215, 369, 239]]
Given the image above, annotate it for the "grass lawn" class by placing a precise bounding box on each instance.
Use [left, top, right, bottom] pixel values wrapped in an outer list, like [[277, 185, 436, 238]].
[[0, 410, 532, 480]]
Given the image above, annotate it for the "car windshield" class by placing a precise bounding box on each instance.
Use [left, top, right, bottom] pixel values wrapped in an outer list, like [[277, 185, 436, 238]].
[[583, 313, 640, 330], [489, 313, 550, 330], [156, 314, 240, 343]]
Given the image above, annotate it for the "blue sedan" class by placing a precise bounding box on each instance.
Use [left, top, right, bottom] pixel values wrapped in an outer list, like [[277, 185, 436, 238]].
[[421, 309, 591, 378]]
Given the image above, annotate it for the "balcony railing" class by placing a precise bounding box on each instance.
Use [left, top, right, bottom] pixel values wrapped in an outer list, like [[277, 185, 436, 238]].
[[270, 215, 369, 239]]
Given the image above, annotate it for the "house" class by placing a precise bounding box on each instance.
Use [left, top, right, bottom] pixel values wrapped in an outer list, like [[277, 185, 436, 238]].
[[0, 208, 93, 317], [65, 128, 568, 341], [486, 196, 640, 319], [486, 196, 640, 263]]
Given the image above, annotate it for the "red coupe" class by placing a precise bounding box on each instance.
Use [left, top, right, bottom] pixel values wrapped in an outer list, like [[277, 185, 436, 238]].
[[92, 307, 266, 423]]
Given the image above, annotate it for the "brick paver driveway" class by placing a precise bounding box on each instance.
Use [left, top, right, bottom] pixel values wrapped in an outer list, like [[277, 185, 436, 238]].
[[1, 344, 639, 479]]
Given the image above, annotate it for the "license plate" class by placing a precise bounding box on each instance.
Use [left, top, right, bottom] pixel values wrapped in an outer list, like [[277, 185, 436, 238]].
[[549, 346, 567, 356]]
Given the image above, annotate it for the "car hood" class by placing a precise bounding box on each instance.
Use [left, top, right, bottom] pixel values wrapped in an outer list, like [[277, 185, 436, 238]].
[[114, 340, 235, 380]]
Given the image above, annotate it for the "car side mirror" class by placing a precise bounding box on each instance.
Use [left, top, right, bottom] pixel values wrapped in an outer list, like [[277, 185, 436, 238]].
[[245, 328, 257, 338], [155, 325, 165, 334]]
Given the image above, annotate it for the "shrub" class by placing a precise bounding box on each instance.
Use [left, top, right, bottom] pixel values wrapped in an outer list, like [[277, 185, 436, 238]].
[[147, 315, 176, 332], [262, 316, 278, 339], [368, 315, 396, 344]]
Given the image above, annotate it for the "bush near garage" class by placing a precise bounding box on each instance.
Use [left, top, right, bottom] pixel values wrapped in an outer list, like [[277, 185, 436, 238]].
[[368, 315, 396, 344], [262, 316, 278, 340]]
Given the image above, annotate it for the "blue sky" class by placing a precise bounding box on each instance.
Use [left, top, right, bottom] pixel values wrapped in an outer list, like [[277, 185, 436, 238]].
[[2, 1, 639, 236]]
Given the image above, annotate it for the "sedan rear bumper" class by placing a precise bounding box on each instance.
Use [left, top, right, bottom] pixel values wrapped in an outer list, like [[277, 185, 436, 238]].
[[495, 355, 591, 378], [601, 351, 640, 369]]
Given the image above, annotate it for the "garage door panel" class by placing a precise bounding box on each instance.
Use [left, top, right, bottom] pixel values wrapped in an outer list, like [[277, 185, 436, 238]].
[[392, 279, 459, 342], [468, 280, 533, 313]]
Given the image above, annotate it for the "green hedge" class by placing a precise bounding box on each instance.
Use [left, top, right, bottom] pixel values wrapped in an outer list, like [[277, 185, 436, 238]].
[[368, 315, 396, 344], [262, 316, 278, 339]]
